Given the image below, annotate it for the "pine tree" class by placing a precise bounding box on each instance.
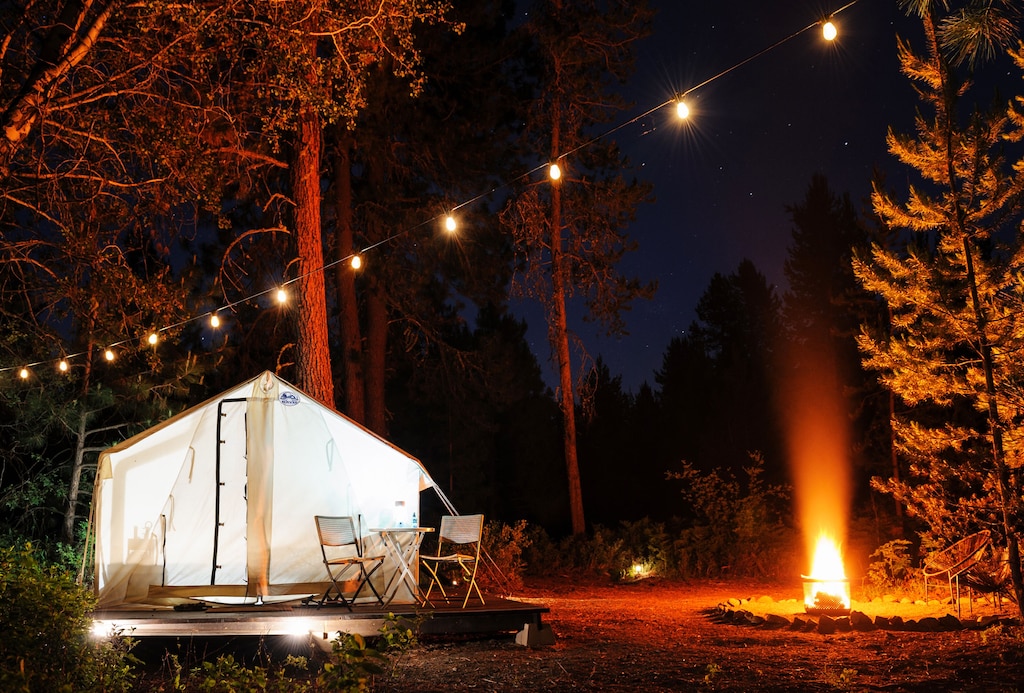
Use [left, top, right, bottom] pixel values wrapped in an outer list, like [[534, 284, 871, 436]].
[[853, 1, 1024, 611], [688, 260, 783, 478], [328, 0, 520, 432], [501, 0, 654, 535]]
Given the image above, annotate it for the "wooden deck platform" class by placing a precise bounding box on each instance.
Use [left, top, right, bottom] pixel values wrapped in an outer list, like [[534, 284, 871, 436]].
[[91, 595, 549, 641]]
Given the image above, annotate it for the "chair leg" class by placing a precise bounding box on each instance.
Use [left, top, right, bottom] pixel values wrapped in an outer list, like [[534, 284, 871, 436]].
[[353, 562, 385, 606], [458, 559, 484, 608], [420, 561, 449, 606], [320, 572, 347, 609]]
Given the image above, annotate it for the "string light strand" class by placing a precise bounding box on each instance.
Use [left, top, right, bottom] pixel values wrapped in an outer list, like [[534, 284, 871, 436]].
[[1, 1, 859, 378]]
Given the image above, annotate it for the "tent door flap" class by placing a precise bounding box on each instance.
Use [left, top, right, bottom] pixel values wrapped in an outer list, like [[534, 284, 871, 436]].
[[212, 398, 248, 585]]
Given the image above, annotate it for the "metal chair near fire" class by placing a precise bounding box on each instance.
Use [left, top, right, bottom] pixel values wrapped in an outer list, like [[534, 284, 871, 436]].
[[420, 514, 485, 608], [922, 529, 992, 618], [314, 515, 385, 610]]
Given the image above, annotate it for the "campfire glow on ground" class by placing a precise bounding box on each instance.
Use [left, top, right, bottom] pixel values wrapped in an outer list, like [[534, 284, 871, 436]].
[[802, 533, 850, 614]]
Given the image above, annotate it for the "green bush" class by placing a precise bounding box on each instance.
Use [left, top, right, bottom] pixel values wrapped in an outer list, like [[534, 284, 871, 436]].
[[520, 519, 677, 581], [480, 519, 531, 593], [0, 542, 136, 692], [607, 518, 673, 581], [316, 632, 387, 692], [668, 454, 795, 579], [456, 458, 795, 584], [160, 615, 416, 692], [863, 539, 917, 599]]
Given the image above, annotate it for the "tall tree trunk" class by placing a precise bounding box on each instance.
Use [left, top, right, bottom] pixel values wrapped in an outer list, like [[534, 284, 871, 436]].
[[365, 280, 388, 435], [63, 412, 89, 542], [332, 127, 365, 423], [63, 309, 97, 542], [362, 147, 388, 435], [547, 52, 585, 534], [888, 389, 904, 535], [886, 304, 905, 535], [551, 182, 585, 535], [292, 101, 334, 407]]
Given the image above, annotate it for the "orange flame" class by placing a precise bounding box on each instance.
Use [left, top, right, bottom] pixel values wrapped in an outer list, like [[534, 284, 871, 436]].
[[803, 532, 850, 611]]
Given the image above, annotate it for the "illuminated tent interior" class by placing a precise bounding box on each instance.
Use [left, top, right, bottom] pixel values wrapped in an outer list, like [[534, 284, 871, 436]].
[[91, 371, 435, 609]]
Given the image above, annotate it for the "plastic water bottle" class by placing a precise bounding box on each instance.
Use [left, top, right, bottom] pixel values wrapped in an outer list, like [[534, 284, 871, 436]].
[[412, 512, 418, 528]]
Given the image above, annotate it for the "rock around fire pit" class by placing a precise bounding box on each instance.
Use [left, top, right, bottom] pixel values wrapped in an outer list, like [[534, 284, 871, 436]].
[[708, 595, 1019, 635]]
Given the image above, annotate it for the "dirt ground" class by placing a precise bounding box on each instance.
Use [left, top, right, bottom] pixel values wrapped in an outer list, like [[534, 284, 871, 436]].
[[378, 577, 1024, 692]]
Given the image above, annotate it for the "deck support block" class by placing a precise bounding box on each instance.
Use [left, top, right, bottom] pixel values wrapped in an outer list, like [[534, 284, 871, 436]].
[[515, 622, 556, 647]]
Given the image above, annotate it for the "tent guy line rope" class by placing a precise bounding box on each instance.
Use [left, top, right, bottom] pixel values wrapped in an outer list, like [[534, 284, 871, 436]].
[[3, 0, 860, 377]]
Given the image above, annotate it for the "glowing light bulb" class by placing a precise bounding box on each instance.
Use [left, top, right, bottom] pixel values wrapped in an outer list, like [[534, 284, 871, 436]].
[[147, 332, 158, 346], [276, 288, 287, 304], [676, 100, 689, 119], [104, 348, 115, 362], [19, 367, 28, 379], [549, 163, 561, 181], [351, 255, 362, 270], [58, 359, 68, 373], [822, 21, 837, 41], [210, 313, 220, 328], [445, 215, 457, 233]]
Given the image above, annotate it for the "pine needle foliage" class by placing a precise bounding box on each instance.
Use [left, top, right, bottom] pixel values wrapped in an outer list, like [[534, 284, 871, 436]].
[[853, 2, 1024, 612]]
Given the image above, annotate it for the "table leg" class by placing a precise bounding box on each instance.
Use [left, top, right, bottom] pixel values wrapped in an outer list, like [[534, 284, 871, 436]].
[[379, 532, 427, 605]]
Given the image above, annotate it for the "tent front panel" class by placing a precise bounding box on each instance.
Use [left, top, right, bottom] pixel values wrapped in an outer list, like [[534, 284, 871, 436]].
[[94, 371, 432, 608]]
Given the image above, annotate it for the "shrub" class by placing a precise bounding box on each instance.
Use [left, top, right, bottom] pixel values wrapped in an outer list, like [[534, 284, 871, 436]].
[[480, 519, 531, 593], [163, 615, 417, 692], [668, 454, 795, 579], [559, 524, 627, 577], [316, 632, 387, 692], [501, 456, 795, 582], [609, 518, 673, 581], [0, 542, 136, 692], [522, 524, 560, 575], [519, 519, 677, 581], [863, 539, 917, 599]]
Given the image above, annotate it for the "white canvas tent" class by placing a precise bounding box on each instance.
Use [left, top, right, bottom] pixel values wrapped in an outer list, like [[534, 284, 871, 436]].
[[91, 371, 436, 609]]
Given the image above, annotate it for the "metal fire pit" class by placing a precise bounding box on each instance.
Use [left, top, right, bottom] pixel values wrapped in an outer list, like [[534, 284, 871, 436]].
[[802, 577, 851, 616]]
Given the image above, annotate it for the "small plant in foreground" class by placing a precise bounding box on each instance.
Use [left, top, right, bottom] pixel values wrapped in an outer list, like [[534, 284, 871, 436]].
[[823, 666, 859, 690], [317, 632, 387, 691], [703, 662, 721, 685], [377, 612, 418, 653], [980, 622, 1024, 646]]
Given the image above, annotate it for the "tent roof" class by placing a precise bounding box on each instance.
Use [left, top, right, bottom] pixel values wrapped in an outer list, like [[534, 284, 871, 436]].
[[96, 370, 433, 484]]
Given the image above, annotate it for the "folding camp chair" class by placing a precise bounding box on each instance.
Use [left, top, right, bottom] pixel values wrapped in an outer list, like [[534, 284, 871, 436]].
[[314, 515, 385, 609], [420, 514, 485, 608]]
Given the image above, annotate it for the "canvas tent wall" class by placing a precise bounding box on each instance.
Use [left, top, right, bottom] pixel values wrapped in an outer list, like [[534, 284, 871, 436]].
[[92, 371, 435, 609]]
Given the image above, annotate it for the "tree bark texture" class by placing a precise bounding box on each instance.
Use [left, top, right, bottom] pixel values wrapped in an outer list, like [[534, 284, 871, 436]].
[[365, 282, 388, 435], [292, 102, 334, 407], [551, 178, 585, 536], [332, 129, 366, 423]]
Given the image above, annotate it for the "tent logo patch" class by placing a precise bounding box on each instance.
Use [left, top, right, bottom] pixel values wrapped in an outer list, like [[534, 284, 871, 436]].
[[279, 391, 300, 407]]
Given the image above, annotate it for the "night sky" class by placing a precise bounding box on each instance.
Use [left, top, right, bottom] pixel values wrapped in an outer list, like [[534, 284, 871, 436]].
[[515, 0, 923, 392]]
